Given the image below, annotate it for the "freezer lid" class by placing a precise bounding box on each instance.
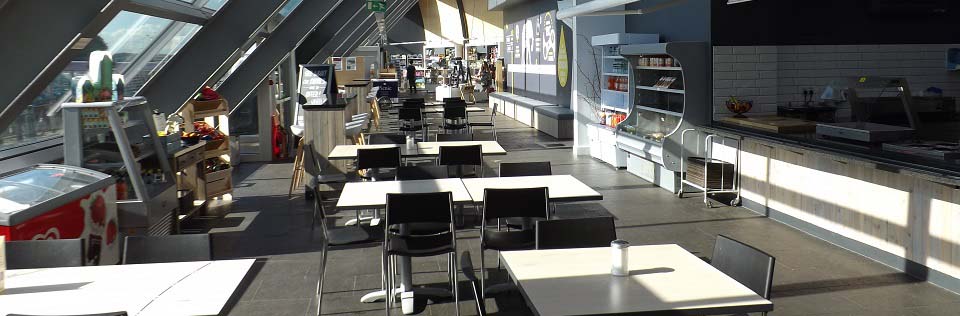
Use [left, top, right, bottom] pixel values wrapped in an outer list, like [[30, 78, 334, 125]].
[[0, 164, 113, 225]]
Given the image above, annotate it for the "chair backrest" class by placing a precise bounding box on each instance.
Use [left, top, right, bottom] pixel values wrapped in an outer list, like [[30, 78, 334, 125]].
[[302, 142, 324, 176], [398, 107, 422, 121], [460, 251, 485, 315], [357, 147, 401, 170], [368, 133, 406, 145], [7, 313, 128, 316], [482, 187, 549, 220], [499, 161, 552, 177], [396, 166, 449, 180], [122, 234, 211, 264], [443, 106, 467, 120], [402, 100, 425, 108], [711, 235, 776, 299], [535, 217, 617, 250], [385, 192, 454, 226], [436, 133, 473, 142], [5, 238, 85, 269], [438, 145, 482, 166], [443, 100, 467, 108], [443, 97, 462, 104]]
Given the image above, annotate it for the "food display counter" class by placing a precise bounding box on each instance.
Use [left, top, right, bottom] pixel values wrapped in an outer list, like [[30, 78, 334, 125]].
[[0, 164, 119, 265]]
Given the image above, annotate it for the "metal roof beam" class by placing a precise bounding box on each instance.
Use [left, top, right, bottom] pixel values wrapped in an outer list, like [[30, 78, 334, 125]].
[[124, 0, 214, 24], [138, 0, 286, 114], [218, 0, 344, 111]]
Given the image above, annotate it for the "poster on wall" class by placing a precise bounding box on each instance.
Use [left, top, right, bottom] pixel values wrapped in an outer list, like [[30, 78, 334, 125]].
[[504, 10, 565, 102], [332, 57, 343, 71], [345, 57, 357, 71]]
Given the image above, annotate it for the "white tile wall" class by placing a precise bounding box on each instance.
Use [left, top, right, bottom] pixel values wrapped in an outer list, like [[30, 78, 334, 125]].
[[713, 44, 960, 119]]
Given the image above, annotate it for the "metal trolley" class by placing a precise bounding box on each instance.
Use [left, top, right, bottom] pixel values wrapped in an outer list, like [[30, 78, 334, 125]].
[[678, 128, 742, 208]]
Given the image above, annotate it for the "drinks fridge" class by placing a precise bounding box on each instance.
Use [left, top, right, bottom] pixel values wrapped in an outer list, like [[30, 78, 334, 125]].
[[0, 164, 119, 265]]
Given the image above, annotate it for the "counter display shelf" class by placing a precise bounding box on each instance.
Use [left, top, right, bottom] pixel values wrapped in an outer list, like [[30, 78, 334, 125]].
[[62, 97, 178, 236], [616, 42, 709, 174]]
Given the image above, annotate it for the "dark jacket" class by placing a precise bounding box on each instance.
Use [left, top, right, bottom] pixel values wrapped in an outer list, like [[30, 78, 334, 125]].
[[405, 65, 417, 79]]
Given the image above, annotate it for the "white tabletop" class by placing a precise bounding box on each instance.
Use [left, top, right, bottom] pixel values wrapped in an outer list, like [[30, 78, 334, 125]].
[[415, 141, 507, 156], [460, 175, 602, 202], [421, 106, 486, 114], [336, 178, 473, 210], [0, 259, 256, 316], [327, 144, 417, 160], [328, 141, 505, 160], [500, 245, 773, 316]]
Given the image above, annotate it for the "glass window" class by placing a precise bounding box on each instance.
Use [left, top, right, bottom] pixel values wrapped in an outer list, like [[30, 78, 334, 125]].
[[0, 11, 179, 151], [203, 0, 229, 11], [128, 23, 202, 96]]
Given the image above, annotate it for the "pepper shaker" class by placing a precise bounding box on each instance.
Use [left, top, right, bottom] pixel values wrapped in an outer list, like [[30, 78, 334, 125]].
[[611, 239, 630, 276]]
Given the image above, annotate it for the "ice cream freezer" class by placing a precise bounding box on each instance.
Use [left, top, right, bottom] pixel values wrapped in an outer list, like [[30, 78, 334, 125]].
[[0, 164, 119, 265]]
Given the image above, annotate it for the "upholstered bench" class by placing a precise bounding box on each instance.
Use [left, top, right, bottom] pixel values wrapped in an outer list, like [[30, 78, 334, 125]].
[[514, 97, 554, 127], [534, 106, 574, 139]]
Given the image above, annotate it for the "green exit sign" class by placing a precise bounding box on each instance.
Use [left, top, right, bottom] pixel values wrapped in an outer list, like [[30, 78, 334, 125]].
[[367, 0, 387, 12]]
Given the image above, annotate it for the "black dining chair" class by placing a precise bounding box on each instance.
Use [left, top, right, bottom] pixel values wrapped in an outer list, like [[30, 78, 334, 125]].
[[302, 142, 353, 201], [7, 313, 128, 316], [443, 97, 463, 104], [398, 107, 427, 141], [460, 251, 486, 316], [711, 235, 776, 316], [436, 133, 474, 141], [5, 238, 85, 269], [356, 147, 401, 181], [396, 165, 449, 180], [383, 192, 460, 315], [500, 161, 553, 227], [499, 161, 552, 177], [535, 217, 617, 250], [312, 187, 383, 316], [468, 103, 497, 138], [480, 187, 549, 298], [122, 234, 211, 264], [368, 133, 407, 145], [439, 144, 483, 178], [442, 106, 469, 134]]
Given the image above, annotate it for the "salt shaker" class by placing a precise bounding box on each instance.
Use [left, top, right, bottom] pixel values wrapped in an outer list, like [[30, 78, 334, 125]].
[[611, 239, 629, 276]]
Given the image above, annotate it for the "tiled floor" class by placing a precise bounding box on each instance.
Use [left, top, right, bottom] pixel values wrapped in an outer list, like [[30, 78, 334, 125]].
[[195, 100, 960, 316]]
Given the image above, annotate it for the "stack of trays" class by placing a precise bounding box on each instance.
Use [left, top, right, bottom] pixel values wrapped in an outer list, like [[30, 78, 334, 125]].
[[686, 157, 735, 189]]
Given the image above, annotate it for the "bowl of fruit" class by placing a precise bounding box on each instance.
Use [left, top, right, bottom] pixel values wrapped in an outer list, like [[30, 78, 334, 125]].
[[725, 96, 753, 118]]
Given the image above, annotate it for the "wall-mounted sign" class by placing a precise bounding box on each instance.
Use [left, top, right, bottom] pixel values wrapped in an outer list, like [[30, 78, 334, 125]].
[[298, 64, 337, 106], [367, 0, 387, 12]]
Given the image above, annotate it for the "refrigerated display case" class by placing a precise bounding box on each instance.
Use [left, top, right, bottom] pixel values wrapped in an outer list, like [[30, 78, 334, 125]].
[[0, 164, 119, 265], [61, 97, 177, 236]]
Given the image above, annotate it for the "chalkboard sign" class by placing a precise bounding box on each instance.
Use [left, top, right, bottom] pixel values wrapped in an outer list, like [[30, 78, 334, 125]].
[[298, 64, 338, 105]]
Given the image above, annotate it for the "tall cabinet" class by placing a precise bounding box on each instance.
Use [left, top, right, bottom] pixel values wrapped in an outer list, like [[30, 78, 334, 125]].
[[617, 42, 709, 192]]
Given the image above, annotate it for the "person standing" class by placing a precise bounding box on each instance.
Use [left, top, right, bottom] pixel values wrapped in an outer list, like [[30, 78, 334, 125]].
[[405, 63, 418, 94]]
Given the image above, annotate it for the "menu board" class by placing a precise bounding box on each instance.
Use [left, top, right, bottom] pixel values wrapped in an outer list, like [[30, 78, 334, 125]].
[[298, 64, 337, 105], [504, 10, 556, 67]]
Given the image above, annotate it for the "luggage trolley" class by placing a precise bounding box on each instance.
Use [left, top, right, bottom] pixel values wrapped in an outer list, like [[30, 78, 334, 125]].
[[678, 128, 742, 208]]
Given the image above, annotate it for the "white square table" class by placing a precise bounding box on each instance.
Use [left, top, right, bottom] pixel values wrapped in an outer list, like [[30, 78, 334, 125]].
[[336, 178, 473, 210], [421, 106, 487, 114], [414, 141, 507, 156], [460, 175, 602, 202], [327, 144, 417, 160], [500, 245, 773, 316], [328, 141, 506, 160], [0, 259, 256, 316]]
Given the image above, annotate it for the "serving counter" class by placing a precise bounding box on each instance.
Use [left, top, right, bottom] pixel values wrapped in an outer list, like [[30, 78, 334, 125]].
[[700, 124, 960, 294]]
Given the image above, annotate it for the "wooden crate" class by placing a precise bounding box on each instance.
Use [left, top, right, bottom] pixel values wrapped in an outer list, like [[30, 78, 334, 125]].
[[686, 157, 735, 189], [204, 167, 233, 198]]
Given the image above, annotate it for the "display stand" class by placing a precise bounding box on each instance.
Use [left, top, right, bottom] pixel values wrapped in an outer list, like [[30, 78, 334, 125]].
[[181, 99, 233, 200], [62, 97, 178, 236]]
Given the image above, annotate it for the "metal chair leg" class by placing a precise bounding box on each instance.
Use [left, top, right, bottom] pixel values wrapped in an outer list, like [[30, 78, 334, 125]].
[[453, 250, 461, 316], [316, 242, 329, 316], [479, 249, 486, 300]]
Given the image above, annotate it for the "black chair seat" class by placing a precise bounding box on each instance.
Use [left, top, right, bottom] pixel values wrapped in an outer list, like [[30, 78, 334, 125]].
[[444, 123, 468, 129], [468, 122, 494, 127], [387, 232, 456, 257], [482, 229, 535, 251], [358, 169, 397, 181], [397, 165, 449, 180]]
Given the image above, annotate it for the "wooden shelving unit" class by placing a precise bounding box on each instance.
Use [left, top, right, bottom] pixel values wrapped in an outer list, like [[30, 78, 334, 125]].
[[181, 99, 233, 200]]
